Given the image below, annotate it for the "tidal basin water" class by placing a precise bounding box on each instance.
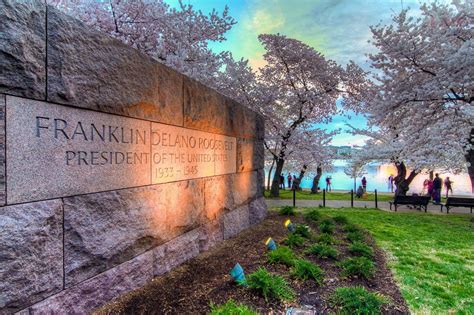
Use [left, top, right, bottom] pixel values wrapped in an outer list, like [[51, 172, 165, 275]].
[[269, 160, 473, 196]]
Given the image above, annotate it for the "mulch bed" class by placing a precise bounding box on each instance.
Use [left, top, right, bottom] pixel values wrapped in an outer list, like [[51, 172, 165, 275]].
[[94, 212, 409, 314]]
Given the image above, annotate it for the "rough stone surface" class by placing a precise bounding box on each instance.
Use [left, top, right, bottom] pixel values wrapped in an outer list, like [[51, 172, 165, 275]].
[[0, 0, 46, 99], [0, 199, 63, 313], [248, 197, 267, 225], [203, 175, 234, 221], [46, 7, 183, 126], [223, 205, 250, 239], [233, 171, 258, 207], [0, 95, 5, 205], [237, 138, 264, 173], [63, 180, 204, 287], [25, 251, 153, 315], [153, 228, 202, 276], [183, 77, 235, 136]]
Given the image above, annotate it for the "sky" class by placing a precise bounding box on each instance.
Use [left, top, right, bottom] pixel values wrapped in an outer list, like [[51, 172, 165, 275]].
[[169, 0, 430, 147]]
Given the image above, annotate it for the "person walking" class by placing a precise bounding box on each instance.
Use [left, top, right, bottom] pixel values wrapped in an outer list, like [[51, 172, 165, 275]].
[[388, 175, 394, 193], [432, 173, 443, 204], [427, 179, 434, 199], [444, 177, 453, 198], [361, 176, 367, 192], [287, 173, 292, 190]]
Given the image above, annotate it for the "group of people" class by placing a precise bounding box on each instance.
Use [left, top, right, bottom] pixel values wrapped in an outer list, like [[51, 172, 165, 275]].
[[422, 174, 453, 203], [279, 173, 297, 190], [356, 177, 368, 198]]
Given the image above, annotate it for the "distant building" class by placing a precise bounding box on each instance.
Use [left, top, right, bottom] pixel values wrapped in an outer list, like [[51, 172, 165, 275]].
[[328, 145, 352, 158]]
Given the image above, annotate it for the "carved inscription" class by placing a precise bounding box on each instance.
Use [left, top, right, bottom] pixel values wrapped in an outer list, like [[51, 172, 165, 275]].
[[6, 96, 236, 204]]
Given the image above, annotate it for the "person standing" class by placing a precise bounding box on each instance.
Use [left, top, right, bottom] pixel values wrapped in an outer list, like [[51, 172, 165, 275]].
[[388, 175, 394, 193], [432, 173, 443, 204], [279, 174, 285, 189], [361, 176, 367, 192], [444, 177, 453, 198], [422, 179, 429, 195], [325, 176, 332, 191], [287, 173, 292, 190]]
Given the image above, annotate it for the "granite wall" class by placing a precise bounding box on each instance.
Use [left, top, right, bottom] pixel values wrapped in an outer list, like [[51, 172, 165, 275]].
[[0, 1, 266, 314]]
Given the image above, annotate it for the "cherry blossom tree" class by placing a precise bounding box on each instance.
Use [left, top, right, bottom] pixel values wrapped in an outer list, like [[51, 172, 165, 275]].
[[48, 0, 236, 85], [217, 34, 368, 197], [363, 1, 474, 192]]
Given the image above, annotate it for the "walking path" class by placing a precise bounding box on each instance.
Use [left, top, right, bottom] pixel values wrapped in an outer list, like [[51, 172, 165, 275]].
[[266, 198, 473, 215]]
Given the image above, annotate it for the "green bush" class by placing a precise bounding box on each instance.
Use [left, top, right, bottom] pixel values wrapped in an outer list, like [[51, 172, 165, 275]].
[[294, 224, 312, 238], [247, 267, 296, 302], [284, 233, 305, 248], [349, 242, 374, 259], [304, 209, 322, 222], [268, 246, 296, 266], [333, 215, 348, 225], [291, 259, 324, 284], [306, 243, 338, 259], [316, 233, 335, 245], [339, 257, 375, 279], [330, 286, 387, 314], [343, 223, 361, 233], [210, 299, 257, 315], [320, 219, 335, 234], [347, 231, 365, 243], [279, 206, 295, 216]]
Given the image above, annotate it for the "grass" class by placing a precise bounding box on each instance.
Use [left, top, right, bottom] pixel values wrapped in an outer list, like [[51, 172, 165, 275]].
[[304, 209, 322, 221], [267, 246, 296, 266], [339, 256, 375, 279], [293, 224, 312, 238], [306, 243, 338, 259], [348, 242, 374, 259], [279, 205, 295, 216], [291, 259, 324, 284], [330, 286, 388, 314], [315, 232, 335, 245], [320, 219, 335, 234], [284, 233, 305, 248], [210, 300, 257, 315], [299, 207, 474, 314], [247, 267, 296, 302], [265, 189, 394, 201]]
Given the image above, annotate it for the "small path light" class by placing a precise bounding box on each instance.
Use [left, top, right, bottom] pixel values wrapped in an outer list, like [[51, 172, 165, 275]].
[[284, 219, 295, 232], [230, 263, 246, 285], [265, 237, 277, 251]]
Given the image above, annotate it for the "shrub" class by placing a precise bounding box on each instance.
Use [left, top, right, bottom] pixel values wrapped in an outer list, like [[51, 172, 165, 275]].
[[279, 206, 295, 216], [349, 242, 374, 259], [347, 231, 365, 243], [284, 233, 305, 248], [343, 224, 361, 233], [330, 286, 387, 314], [247, 267, 296, 302], [320, 219, 335, 234], [210, 299, 257, 315], [268, 246, 296, 266], [339, 257, 375, 279], [333, 215, 348, 225], [306, 243, 338, 259], [294, 224, 312, 238], [291, 259, 324, 284], [304, 209, 322, 222], [316, 233, 335, 245]]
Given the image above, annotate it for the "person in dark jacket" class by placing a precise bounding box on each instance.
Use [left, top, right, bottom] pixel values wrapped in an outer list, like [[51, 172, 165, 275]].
[[432, 173, 443, 204]]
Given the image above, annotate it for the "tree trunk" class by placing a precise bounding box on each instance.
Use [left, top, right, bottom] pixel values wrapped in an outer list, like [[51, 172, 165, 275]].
[[270, 158, 284, 197], [294, 165, 307, 191], [311, 166, 322, 193], [466, 128, 474, 193], [267, 158, 275, 191], [394, 162, 419, 196], [353, 177, 356, 192]]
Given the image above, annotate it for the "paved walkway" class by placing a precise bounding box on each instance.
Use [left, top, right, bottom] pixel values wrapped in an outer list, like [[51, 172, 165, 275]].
[[266, 199, 473, 215]]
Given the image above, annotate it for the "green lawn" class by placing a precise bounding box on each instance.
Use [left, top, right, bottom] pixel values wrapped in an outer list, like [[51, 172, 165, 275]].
[[292, 207, 474, 314], [264, 189, 395, 202]]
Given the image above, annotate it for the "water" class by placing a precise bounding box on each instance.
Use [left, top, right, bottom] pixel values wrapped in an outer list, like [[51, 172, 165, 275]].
[[268, 160, 473, 196]]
